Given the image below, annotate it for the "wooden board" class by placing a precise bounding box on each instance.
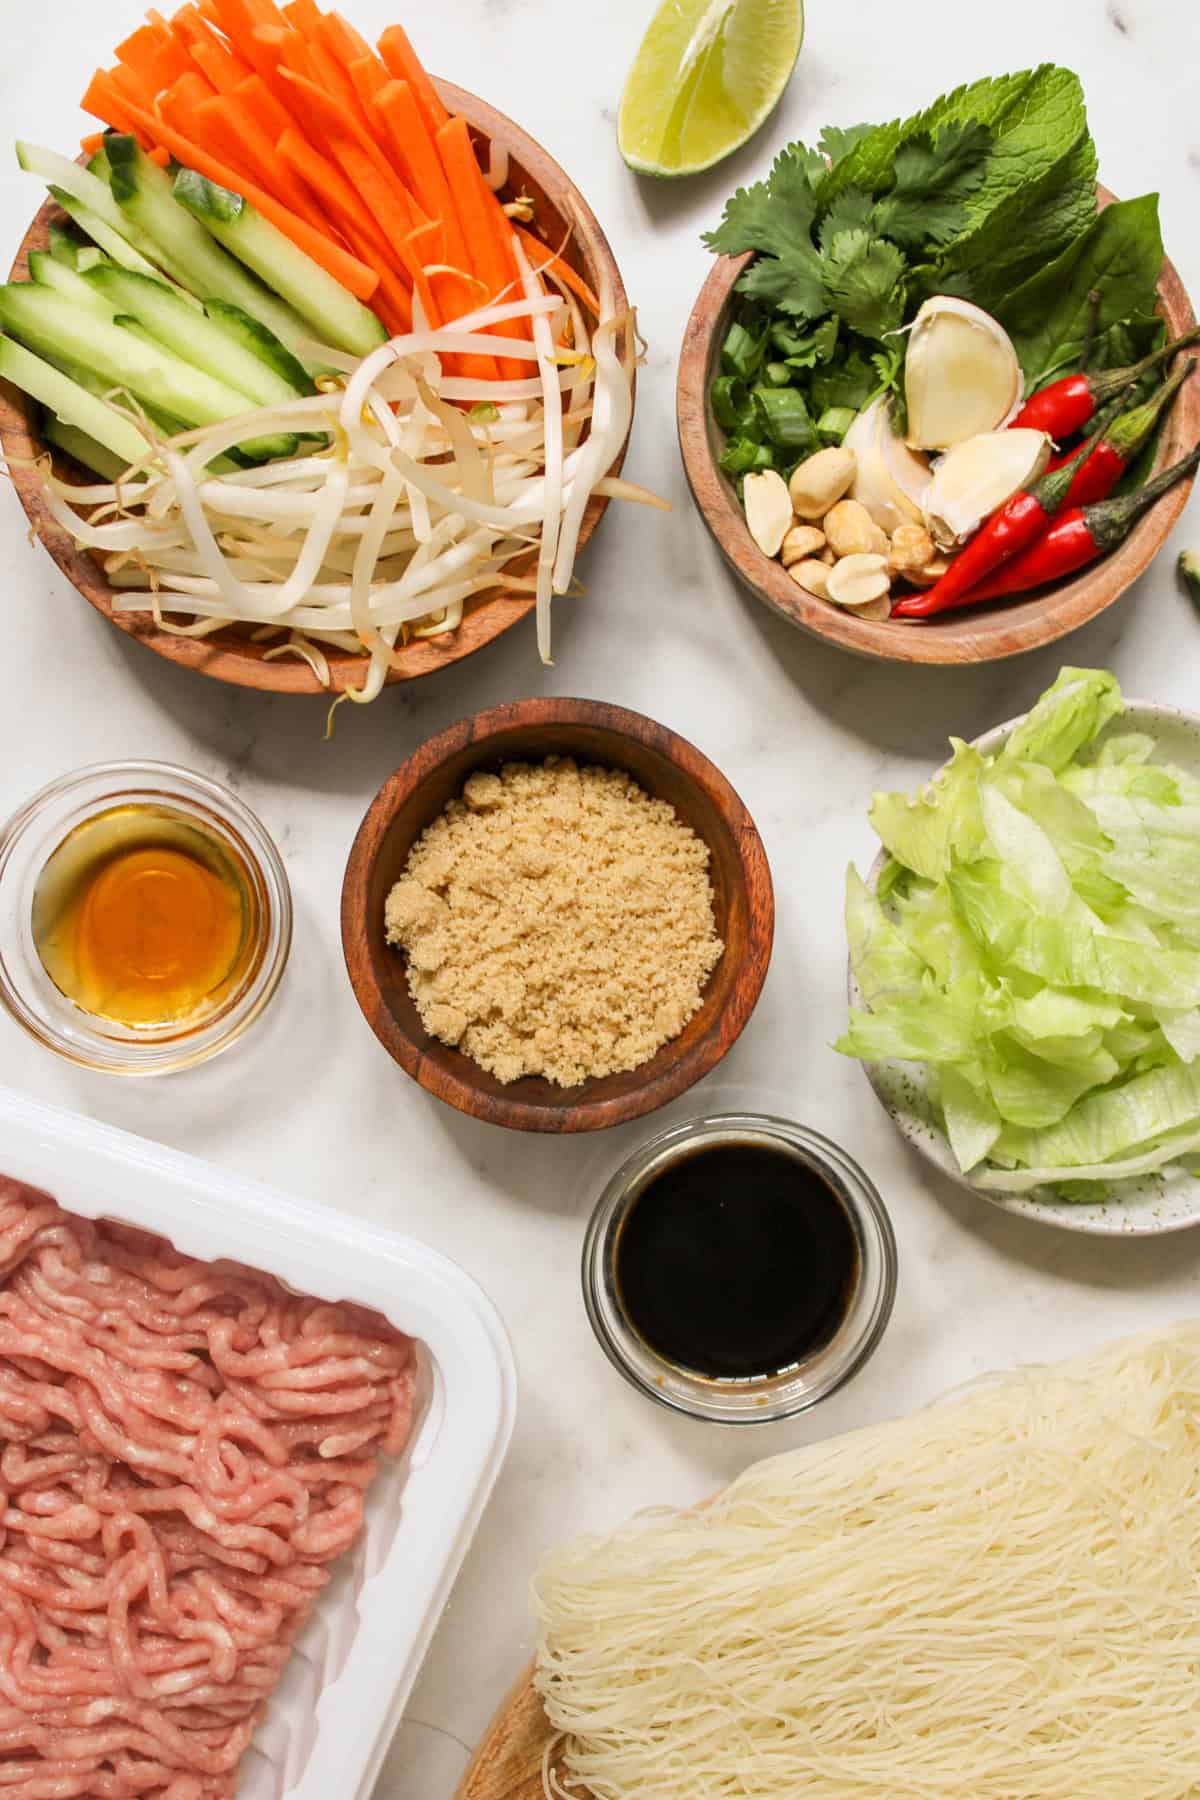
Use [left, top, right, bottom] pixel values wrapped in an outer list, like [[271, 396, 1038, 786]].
[[457, 1663, 555, 1800]]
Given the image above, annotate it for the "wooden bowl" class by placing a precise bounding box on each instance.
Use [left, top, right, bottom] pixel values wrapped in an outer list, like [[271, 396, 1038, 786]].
[[0, 81, 630, 694], [677, 188, 1200, 666], [340, 698, 774, 1133]]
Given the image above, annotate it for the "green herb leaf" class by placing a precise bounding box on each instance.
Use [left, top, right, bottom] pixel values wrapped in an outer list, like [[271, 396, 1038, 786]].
[[817, 188, 877, 251], [703, 144, 821, 259], [820, 231, 907, 338], [772, 315, 839, 366], [810, 349, 878, 414], [872, 119, 993, 249], [818, 123, 876, 167], [994, 195, 1165, 393]]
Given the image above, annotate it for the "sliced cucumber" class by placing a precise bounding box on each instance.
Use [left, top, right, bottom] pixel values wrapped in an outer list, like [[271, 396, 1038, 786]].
[[43, 413, 130, 480], [205, 301, 316, 397], [0, 334, 149, 468], [28, 251, 119, 320], [48, 223, 84, 268], [172, 166, 387, 359], [103, 137, 319, 360], [50, 186, 200, 300], [0, 285, 293, 460], [86, 266, 313, 408]]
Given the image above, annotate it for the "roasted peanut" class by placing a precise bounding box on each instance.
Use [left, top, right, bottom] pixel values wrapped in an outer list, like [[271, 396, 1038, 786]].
[[780, 524, 827, 567], [787, 447, 856, 519], [889, 523, 937, 574], [743, 470, 793, 557], [788, 558, 832, 599], [824, 499, 889, 559], [826, 553, 891, 608]]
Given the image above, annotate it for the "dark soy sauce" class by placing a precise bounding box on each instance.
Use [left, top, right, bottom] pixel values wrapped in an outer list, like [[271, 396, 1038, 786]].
[[614, 1140, 860, 1381]]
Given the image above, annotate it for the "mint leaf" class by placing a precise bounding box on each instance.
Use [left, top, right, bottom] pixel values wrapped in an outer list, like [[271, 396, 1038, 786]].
[[820, 231, 907, 338], [994, 194, 1164, 392], [872, 119, 993, 248], [818, 123, 875, 167]]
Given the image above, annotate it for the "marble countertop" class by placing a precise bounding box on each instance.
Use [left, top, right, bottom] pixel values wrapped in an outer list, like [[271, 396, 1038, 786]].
[[2, 0, 1200, 1791]]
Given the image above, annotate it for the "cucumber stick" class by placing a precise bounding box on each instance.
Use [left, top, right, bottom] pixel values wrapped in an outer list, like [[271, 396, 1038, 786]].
[[172, 166, 387, 358], [102, 137, 318, 360], [48, 187, 198, 301], [0, 285, 292, 460], [0, 335, 149, 468], [42, 414, 131, 481], [86, 267, 313, 408], [47, 223, 83, 268], [28, 251, 118, 321]]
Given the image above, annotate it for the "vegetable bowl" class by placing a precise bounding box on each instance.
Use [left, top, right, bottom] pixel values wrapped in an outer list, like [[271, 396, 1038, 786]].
[[0, 78, 631, 696], [679, 120, 1199, 667], [847, 682, 1200, 1234]]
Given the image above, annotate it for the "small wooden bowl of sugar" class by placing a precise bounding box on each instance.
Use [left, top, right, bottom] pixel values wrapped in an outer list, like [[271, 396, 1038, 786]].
[[340, 698, 774, 1133]]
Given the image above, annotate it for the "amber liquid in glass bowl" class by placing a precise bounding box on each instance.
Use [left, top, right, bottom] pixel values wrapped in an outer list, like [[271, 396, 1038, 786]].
[[32, 804, 258, 1033]]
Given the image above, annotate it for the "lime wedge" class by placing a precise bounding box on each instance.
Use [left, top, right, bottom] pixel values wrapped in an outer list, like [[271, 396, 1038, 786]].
[[618, 0, 804, 178]]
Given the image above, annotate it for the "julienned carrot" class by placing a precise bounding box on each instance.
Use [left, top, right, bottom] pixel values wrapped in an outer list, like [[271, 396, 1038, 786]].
[[375, 79, 459, 254], [193, 91, 323, 227], [112, 94, 380, 299], [282, 0, 321, 29], [81, 131, 106, 156], [348, 54, 388, 114], [310, 19, 376, 134], [277, 67, 420, 225], [377, 23, 447, 137], [436, 115, 526, 378], [322, 9, 372, 61], [275, 126, 415, 333], [162, 68, 219, 111], [237, 70, 291, 142], [371, 77, 495, 378], [148, 147, 171, 167], [512, 223, 599, 317], [82, 70, 141, 137]]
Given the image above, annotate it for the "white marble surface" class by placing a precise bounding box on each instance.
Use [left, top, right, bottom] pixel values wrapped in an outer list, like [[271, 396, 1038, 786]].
[[3, 0, 1200, 1792]]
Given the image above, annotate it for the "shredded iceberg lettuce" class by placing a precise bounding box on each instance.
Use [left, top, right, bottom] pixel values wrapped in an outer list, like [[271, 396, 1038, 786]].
[[840, 667, 1200, 1198]]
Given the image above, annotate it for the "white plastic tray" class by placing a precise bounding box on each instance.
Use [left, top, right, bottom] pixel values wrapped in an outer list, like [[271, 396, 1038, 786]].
[[0, 1084, 517, 1800]]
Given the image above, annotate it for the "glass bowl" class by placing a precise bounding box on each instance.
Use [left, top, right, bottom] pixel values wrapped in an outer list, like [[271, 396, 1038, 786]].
[[0, 761, 291, 1075], [582, 1111, 897, 1424]]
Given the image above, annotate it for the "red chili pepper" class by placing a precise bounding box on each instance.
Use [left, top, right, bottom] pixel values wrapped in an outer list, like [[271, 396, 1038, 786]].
[[1012, 327, 1200, 436], [894, 369, 1195, 621], [891, 430, 1103, 619], [942, 444, 1200, 608], [1064, 364, 1192, 507]]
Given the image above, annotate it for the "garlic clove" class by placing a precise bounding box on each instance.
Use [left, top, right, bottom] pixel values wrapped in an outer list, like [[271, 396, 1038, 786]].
[[924, 428, 1052, 548], [743, 469, 793, 557], [826, 552, 891, 608], [843, 397, 930, 535], [905, 297, 1023, 450]]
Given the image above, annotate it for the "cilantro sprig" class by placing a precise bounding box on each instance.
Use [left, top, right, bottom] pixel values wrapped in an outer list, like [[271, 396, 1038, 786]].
[[702, 118, 993, 347]]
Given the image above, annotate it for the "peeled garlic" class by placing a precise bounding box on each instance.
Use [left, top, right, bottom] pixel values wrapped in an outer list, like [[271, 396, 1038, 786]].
[[905, 297, 1022, 450], [843, 398, 930, 535], [924, 428, 1052, 548], [743, 469, 793, 557], [826, 553, 891, 608]]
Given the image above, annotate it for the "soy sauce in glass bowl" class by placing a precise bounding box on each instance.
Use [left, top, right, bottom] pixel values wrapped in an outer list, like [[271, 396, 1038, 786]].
[[583, 1113, 897, 1424]]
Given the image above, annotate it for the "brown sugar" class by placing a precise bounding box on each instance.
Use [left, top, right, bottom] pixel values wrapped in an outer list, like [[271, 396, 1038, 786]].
[[384, 758, 724, 1086]]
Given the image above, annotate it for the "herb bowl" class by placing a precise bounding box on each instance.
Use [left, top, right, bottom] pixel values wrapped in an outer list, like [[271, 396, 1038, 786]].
[[340, 698, 774, 1133], [0, 83, 630, 696], [851, 698, 1200, 1234], [678, 188, 1200, 667]]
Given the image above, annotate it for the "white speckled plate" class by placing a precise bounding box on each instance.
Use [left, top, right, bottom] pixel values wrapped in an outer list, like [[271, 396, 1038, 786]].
[[850, 700, 1200, 1236]]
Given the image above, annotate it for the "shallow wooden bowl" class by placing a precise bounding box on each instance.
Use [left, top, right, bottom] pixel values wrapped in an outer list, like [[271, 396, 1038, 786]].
[[340, 697, 774, 1133], [0, 82, 630, 694], [677, 187, 1200, 666]]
